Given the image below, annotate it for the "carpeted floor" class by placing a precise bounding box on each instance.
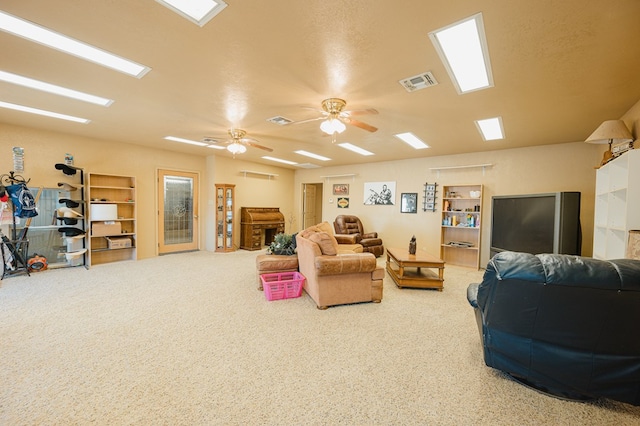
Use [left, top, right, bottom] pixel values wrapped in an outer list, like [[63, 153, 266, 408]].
[[1, 249, 639, 425]]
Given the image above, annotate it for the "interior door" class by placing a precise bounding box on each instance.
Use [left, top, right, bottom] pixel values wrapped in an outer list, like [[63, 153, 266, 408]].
[[302, 183, 322, 229], [158, 170, 199, 254]]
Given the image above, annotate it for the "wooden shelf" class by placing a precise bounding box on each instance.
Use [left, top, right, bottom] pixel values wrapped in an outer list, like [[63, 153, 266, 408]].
[[440, 184, 483, 269], [87, 173, 137, 266]]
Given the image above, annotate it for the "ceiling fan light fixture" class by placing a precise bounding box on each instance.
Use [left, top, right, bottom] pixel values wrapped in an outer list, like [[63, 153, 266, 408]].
[[227, 142, 247, 154], [320, 118, 346, 135]]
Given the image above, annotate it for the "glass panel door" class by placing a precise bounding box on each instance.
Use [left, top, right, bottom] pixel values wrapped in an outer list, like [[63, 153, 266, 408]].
[[158, 170, 199, 254]]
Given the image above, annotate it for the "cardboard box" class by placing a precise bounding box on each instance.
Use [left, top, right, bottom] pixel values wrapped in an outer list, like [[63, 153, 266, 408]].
[[90, 204, 118, 221], [106, 236, 132, 249], [92, 221, 122, 237]]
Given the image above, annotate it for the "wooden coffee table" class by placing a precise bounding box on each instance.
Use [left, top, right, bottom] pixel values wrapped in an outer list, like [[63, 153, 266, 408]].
[[386, 247, 445, 290]]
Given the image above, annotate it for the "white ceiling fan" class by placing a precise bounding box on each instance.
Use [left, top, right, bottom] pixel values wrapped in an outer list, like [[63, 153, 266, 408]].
[[203, 129, 273, 156]]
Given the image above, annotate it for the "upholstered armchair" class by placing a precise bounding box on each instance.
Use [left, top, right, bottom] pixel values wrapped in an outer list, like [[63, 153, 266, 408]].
[[296, 225, 384, 310], [333, 215, 384, 257]]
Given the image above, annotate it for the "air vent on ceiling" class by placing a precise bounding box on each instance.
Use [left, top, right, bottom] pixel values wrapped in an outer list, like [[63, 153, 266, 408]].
[[296, 163, 321, 169], [267, 116, 293, 125], [399, 71, 438, 92]]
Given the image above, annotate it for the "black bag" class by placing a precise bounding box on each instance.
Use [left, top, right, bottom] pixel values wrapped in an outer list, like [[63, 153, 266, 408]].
[[5, 183, 38, 218]]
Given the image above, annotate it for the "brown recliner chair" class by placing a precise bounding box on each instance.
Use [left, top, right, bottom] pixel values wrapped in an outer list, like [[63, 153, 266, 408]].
[[333, 215, 384, 257]]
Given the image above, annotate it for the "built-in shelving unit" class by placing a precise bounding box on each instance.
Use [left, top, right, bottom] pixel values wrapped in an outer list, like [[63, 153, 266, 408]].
[[215, 183, 235, 252], [593, 150, 640, 259], [87, 173, 136, 266], [440, 184, 483, 268]]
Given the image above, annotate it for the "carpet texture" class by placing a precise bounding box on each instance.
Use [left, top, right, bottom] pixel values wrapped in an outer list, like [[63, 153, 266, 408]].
[[1, 249, 639, 425]]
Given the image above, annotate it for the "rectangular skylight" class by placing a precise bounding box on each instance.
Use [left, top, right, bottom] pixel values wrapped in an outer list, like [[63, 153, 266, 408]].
[[394, 132, 430, 149], [261, 156, 298, 165], [164, 136, 209, 147], [337, 143, 374, 156], [429, 13, 493, 94], [0, 11, 150, 78], [294, 150, 331, 161], [156, 0, 228, 27], [0, 70, 113, 106], [0, 100, 89, 123], [475, 117, 504, 140]]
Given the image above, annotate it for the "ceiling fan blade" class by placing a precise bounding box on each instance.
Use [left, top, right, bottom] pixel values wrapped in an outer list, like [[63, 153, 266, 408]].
[[342, 108, 379, 116], [243, 140, 273, 152], [344, 117, 378, 132]]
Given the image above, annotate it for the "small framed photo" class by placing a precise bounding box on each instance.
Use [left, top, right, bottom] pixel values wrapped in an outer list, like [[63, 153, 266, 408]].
[[337, 197, 349, 208], [333, 184, 349, 196], [425, 202, 435, 211], [400, 193, 418, 213], [426, 184, 436, 192]]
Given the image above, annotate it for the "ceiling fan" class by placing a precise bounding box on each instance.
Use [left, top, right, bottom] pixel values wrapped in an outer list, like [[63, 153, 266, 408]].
[[286, 98, 378, 139], [203, 129, 273, 155]]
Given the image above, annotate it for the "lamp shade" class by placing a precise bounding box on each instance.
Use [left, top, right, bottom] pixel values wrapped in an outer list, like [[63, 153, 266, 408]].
[[320, 118, 346, 135], [585, 120, 633, 144], [227, 142, 246, 154]]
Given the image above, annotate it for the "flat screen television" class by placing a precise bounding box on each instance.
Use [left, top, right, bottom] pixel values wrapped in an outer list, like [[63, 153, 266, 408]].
[[490, 192, 581, 257]]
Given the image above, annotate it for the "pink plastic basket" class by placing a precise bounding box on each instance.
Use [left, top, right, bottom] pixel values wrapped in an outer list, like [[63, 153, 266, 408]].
[[261, 271, 305, 301]]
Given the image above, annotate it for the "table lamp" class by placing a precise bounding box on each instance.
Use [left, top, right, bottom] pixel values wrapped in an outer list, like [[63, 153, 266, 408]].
[[585, 119, 633, 167]]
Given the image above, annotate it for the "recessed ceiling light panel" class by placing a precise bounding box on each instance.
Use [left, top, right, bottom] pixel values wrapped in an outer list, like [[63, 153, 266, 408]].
[[156, 0, 228, 27], [394, 132, 430, 149], [337, 143, 374, 156], [294, 150, 331, 161], [429, 13, 493, 94], [475, 117, 504, 140], [164, 136, 209, 146], [0, 100, 89, 123], [262, 156, 298, 165], [0, 70, 113, 106], [0, 11, 150, 78]]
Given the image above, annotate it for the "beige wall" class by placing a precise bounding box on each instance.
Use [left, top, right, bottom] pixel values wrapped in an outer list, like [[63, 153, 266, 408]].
[[4, 97, 640, 266], [295, 142, 602, 266], [0, 123, 295, 259]]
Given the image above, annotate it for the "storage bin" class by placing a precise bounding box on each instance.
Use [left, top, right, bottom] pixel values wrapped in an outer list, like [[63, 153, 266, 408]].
[[90, 204, 118, 221], [260, 272, 305, 301], [92, 221, 122, 237], [106, 236, 132, 249]]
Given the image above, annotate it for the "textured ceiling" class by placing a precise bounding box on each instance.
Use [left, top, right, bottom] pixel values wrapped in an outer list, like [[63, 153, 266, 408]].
[[1, 0, 640, 169]]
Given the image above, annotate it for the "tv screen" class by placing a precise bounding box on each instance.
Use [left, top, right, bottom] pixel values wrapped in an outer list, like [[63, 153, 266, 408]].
[[491, 195, 556, 254]]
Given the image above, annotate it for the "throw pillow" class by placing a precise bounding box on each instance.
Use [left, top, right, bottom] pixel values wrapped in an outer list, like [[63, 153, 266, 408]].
[[308, 231, 338, 256], [316, 221, 334, 235]]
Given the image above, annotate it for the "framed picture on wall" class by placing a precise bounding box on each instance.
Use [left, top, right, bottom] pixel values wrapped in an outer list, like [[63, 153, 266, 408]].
[[364, 181, 395, 205], [401, 193, 418, 213], [337, 197, 349, 208], [333, 184, 349, 195]]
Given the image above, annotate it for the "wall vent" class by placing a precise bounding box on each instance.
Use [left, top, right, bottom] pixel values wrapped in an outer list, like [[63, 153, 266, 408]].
[[399, 71, 438, 92]]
